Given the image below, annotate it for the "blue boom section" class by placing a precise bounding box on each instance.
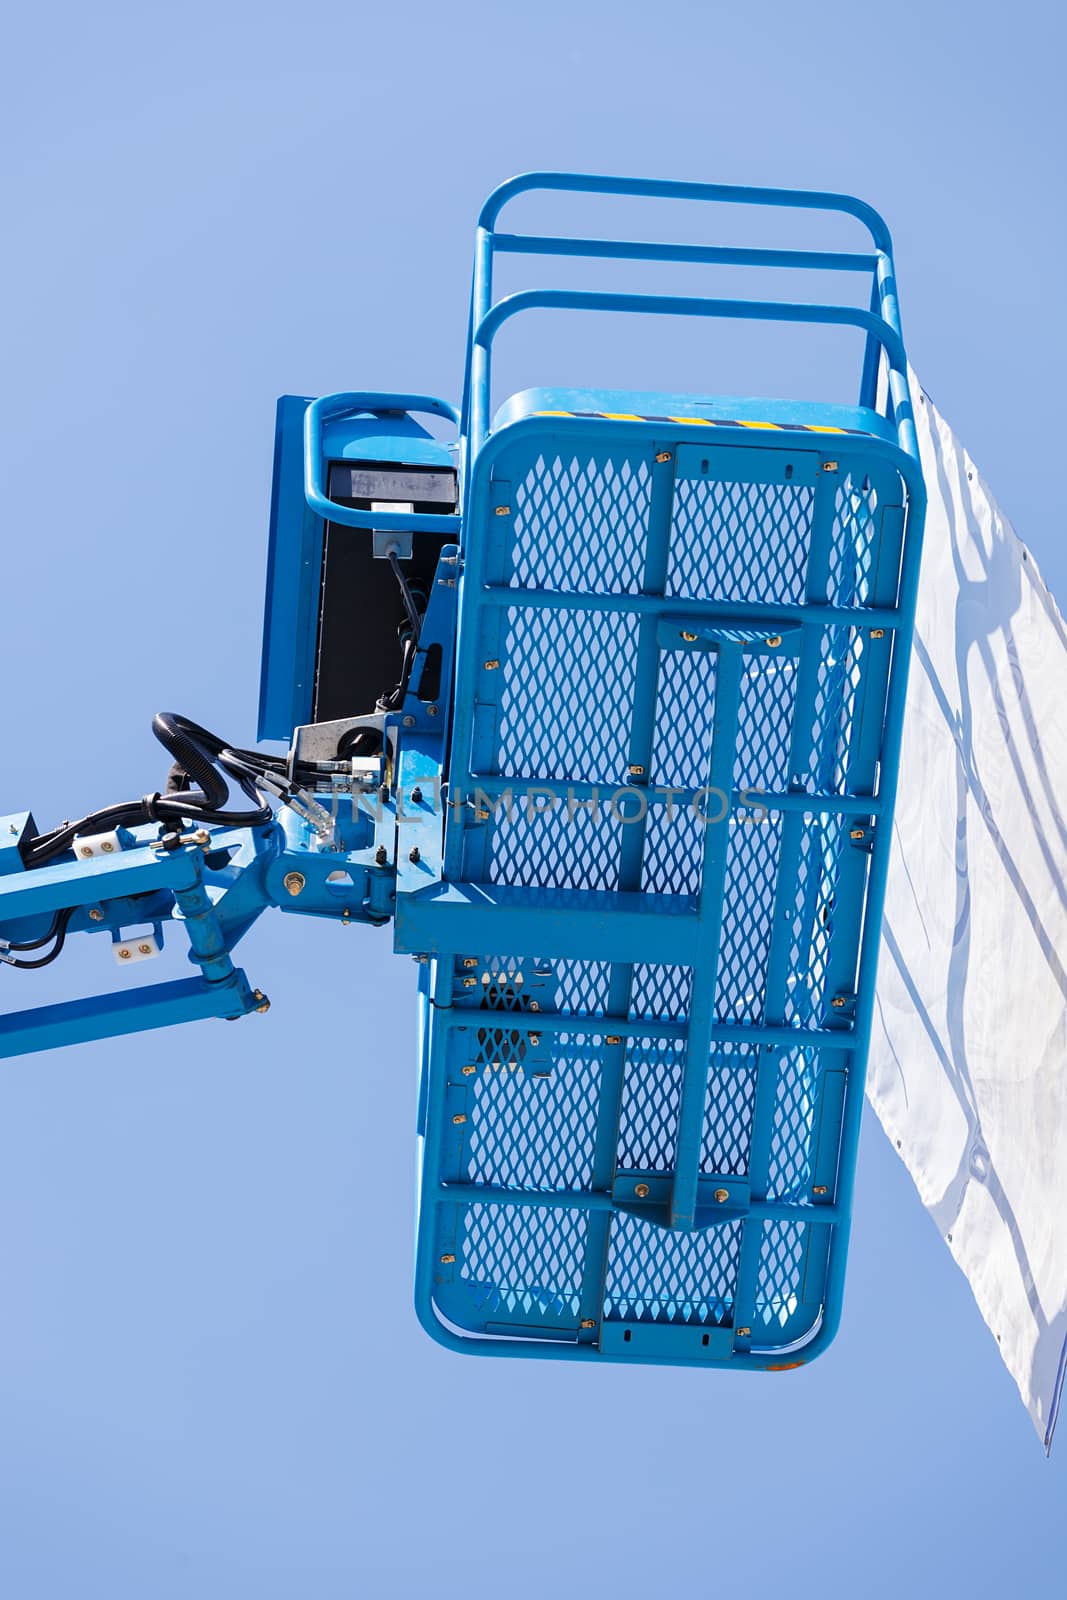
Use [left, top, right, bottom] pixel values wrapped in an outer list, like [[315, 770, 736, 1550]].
[[0, 172, 926, 1373]]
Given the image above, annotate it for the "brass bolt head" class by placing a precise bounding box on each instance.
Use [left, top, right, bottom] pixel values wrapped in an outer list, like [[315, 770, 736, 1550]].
[[713, 1187, 730, 1203], [484, 659, 500, 671], [634, 1182, 650, 1199], [253, 990, 271, 1014], [655, 450, 672, 464], [528, 1033, 541, 1047], [821, 460, 839, 473], [440, 1253, 455, 1265], [89, 908, 103, 922], [462, 976, 476, 988], [193, 828, 210, 845], [831, 995, 847, 1009], [870, 627, 886, 640], [850, 827, 866, 841], [101, 840, 114, 853], [580, 1318, 597, 1330], [463, 957, 478, 968], [627, 764, 645, 778], [813, 1184, 829, 1196], [494, 504, 511, 517], [765, 635, 782, 648], [452, 1113, 467, 1125], [137, 942, 152, 955], [78, 846, 93, 858], [282, 871, 305, 897], [117, 948, 132, 960], [528, 1001, 540, 1012], [736, 1326, 752, 1338], [680, 630, 698, 642], [461, 1064, 477, 1076]]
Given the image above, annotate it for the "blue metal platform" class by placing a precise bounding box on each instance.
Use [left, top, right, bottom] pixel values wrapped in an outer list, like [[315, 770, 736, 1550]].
[[403, 173, 926, 1368]]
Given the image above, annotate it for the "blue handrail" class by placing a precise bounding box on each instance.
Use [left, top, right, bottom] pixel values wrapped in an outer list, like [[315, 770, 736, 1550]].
[[460, 170, 912, 461], [304, 391, 462, 533]]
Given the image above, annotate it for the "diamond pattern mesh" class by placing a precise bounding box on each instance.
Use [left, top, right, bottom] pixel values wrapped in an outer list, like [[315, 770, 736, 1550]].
[[466, 1038, 602, 1191], [702, 1046, 759, 1174], [715, 816, 782, 1022], [755, 1220, 809, 1329], [459, 1203, 588, 1319], [494, 606, 639, 783], [667, 478, 814, 604], [766, 1049, 819, 1198], [510, 451, 650, 594], [827, 474, 880, 606], [604, 1214, 743, 1324]]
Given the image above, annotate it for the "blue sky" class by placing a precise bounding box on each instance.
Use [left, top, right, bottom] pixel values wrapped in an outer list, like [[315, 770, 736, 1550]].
[[1, 3, 1064, 1595]]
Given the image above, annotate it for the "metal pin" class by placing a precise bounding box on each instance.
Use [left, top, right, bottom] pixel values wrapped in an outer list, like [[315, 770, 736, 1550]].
[[283, 871, 305, 896]]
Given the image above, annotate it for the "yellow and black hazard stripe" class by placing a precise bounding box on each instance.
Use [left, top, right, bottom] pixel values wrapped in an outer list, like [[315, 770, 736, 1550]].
[[533, 409, 870, 436]]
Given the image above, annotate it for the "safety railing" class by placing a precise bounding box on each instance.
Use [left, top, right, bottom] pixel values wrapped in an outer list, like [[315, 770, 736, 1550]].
[[460, 171, 914, 462]]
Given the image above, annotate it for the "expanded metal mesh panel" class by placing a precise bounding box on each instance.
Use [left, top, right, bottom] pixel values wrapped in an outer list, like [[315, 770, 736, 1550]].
[[487, 800, 626, 890], [466, 1040, 602, 1191], [755, 1220, 810, 1330], [716, 818, 782, 1023], [616, 1037, 688, 1172], [666, 478, 814, 604], [458, 1202, 588, 1319], [494, 607, 639, 783], [604, 1214, 743, 1325], [509, 451, 651, 594], [828, 474, 881, 606], [702, 1046, 759, 1175]]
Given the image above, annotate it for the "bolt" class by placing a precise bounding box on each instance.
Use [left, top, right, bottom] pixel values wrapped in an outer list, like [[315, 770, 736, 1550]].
[[408, 845, 421, 864], [282, 871, 305, 897], [736, 1326, 751, 1338], [528, 1033, 541, 1047], [494, 505, 511, 517], [484, 659, 500, 671], [461, 1064, 477, 1076], [101, 840, 114, 852], [89, 908, 103, 922], [821, 460, 839, 473], [117, 948, 132, 960], [375, 845, 388, 866], [605, 1035, 622, 1046], [462, 976, 476, 988], [870, 628, 886, 640], [831, 996, 847, 1009], [452, 1113, 467, 1125], [528, 1001, 540, 1012], [137, 942, 152, 955], [850, 827, 866, 841], [79, 846, 93, 858], [580, 1318, 597, 1330], [462, 956, 477, 968], [440, 1253, 455, 1265], [253, 990, 270, 1014], [410, 786, 423, 804], [813, 1184, 829, 1196], [193, 829, 210, 846], [765, 635, 782, 648], [628, 764, 645, 778], [635, 1183, 650, 1199], [403, 715, 415, 728], [713, 1187, 730, 1203], [680, 630, 698, 642], [427, 704, 438, 718], [655, 450, 672, 464]]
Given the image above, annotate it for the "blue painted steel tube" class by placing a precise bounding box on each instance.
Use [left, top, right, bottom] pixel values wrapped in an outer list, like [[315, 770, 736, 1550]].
[[303, 391, 461, 532], [494, 233, 877, 274], [0, 976, 255, 1060], [478, 172, 894, 253]]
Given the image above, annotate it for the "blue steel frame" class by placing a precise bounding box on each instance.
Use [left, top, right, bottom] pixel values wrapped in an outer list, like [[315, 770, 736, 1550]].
[[1, 171, 927, 1377], [401, 173, 927, 1368]]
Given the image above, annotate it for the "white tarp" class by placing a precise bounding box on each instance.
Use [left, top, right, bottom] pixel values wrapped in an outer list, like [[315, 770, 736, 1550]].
[[867, 371, 1067, 1450]]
